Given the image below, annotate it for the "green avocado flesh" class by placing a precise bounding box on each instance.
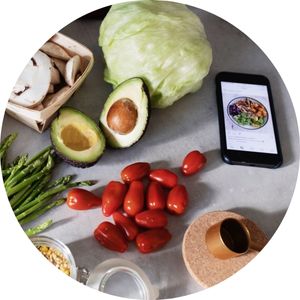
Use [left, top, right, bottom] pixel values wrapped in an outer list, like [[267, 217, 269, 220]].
[[100, 77, 149, 148], [51, 107, 105, 167]]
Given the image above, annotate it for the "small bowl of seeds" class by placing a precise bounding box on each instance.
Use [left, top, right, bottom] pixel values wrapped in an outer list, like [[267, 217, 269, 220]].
[[30, 235, 77, 279]]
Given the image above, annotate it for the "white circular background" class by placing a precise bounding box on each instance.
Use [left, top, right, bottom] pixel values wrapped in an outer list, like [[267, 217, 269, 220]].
[[0, 1, 299, 299]]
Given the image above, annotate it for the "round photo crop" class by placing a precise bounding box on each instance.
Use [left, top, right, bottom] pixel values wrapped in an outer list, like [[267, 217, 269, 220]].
[[1, 1, 299, 299]]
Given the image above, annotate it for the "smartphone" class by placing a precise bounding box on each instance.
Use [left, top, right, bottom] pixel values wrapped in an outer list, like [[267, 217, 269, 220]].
[[215, 72, 283, 168]]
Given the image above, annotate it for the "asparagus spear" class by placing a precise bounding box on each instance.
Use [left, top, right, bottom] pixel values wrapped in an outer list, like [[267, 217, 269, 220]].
[[2, 166, 14, 178], [0, 132, 17, 149], [15, 180, 95, 220], [11, 174, 51, 211], [1, 152, 7, 169], [25, 219, 53, 237], [8, 155, 22, 168], [46, 175, 74, 189], [17, 174, 51, 209], [5, 150, 50, 189], [19, 198, 66, 225], [24, 145, 52, 166], [6, 155, 55, 197], [10, 184, 33, 209], [4, 154, 28, 186], [0, 133, 17, 169], [3, 154, 24, 179], [16, 196, 53, 221], [2, 145, 49, 179], [0, 133, 17, 158]]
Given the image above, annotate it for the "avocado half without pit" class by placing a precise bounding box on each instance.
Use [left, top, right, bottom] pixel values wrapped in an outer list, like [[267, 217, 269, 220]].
[[100, 78, 150, 148], [51, 107, 106, 167]]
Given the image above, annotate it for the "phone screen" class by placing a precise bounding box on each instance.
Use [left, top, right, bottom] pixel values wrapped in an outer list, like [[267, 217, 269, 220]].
[[220, 81, 278, 154]]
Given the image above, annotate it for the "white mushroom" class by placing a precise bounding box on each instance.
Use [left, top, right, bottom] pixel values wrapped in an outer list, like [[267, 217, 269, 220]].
[[51, 58, 66, 77], [40, 41, 71, 61], [50, 65, 60, 85], [9, 50, 52, 108], [47, 84, 55, 93], [65, 55, 81, 86], [42, 86, 70, 108], [32, 103, 44, 111]]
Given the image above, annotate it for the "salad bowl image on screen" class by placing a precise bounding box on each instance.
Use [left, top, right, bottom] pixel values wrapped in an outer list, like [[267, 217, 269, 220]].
[[227, 97, 268, 130]]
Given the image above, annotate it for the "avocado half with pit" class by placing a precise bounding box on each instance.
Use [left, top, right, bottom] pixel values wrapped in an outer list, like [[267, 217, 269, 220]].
[[100, 78, 149, 148], [51, 107, 106, 167]]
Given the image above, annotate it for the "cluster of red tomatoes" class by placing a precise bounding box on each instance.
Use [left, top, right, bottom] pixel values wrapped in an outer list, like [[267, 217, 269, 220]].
[[67, 150, 206, 253]]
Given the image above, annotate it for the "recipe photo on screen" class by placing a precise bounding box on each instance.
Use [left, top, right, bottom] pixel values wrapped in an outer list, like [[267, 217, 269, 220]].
[[221, 81, 278, 154]]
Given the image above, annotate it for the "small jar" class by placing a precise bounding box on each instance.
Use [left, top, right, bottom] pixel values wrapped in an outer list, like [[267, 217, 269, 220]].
[[30, 235, 77, 279], [86, 258, 159, 299], [30, 236, 158, 299]]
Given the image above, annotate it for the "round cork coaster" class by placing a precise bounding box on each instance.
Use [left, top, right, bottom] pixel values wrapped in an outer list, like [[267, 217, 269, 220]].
[[182, 211, 268, 288]]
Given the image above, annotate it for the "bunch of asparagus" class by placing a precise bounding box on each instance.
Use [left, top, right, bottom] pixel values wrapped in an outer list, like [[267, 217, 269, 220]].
[[1, 133, 95, 236]]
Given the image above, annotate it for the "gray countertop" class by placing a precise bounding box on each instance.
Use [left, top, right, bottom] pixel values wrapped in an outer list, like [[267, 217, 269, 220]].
[[1, 6, 299, 299]]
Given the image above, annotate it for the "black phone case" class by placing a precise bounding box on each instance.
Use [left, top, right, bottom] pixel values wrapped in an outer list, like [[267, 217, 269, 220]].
[[215, 72, 283, 168]]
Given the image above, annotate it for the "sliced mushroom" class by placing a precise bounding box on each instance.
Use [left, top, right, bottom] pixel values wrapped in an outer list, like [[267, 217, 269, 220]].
[[42, 86, 70, 108], [51, 58, 66, 77], [47, 84, 55, 93], [40, 41, 71, 61], [9, 50, 52, 108], [65, 55, 81, 86], [32, 103, 44, 111], [50, 65, 60, 85]]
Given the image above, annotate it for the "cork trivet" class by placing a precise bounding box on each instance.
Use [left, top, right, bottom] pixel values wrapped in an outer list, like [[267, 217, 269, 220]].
[[182, 211, 268, 288]]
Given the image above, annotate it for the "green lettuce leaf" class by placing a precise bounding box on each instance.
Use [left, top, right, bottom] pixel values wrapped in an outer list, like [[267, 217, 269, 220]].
[[99, 0, 212, 108]]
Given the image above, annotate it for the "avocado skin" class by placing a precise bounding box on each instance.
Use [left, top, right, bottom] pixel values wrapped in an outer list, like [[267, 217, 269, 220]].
[[100, 77, 151, 149], [122, 79, 151, 148], [50, 136, 103, 168], [135, 80, 151, 145], [51, 106, 105, 168]]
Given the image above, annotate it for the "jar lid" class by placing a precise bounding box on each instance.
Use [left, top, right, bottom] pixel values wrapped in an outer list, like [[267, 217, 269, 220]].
[[86, 258, 159, 300]]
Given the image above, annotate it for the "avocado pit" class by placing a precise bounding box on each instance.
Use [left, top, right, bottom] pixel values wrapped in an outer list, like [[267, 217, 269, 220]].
[[99, 77, 149, 148], [107, 98, 138, 135]]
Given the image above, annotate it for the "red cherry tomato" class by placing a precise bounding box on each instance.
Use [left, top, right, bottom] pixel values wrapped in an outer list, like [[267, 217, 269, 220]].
[[136, 228, 172, 253], [102, 181, 127, 217], [113, 211, 139, 241], [182, 150, 207, 176], [121, 162, 151, 183], [167, 184, 188, 215], [67, 188, 101, 210], [123, 181, 145, 217], [135, 210, 168, 229], [146, 181, 166, 210], [149, 169, 178, 188], [94, 221, 128, 253]]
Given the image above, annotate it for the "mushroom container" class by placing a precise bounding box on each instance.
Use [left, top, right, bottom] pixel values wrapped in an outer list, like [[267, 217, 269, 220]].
[[6, 32, 94, 133]]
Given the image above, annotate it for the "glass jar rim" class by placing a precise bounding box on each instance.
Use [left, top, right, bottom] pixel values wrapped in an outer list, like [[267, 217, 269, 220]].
[[30, 235, 77, 280]]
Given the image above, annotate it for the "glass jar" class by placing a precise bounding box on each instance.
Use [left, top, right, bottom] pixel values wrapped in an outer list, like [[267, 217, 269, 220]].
[[30, 236, 158, 299], [30, 235, 77, 279], [86, 258, 159, 299]]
